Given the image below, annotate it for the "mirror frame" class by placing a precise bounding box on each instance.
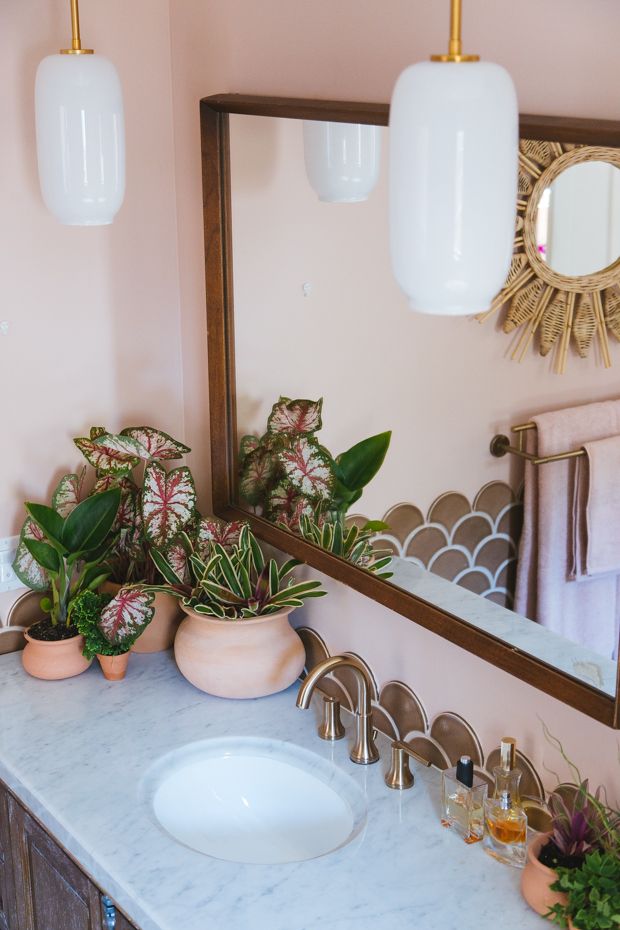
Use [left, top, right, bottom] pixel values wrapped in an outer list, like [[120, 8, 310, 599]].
[[201, 93, 620, 728]]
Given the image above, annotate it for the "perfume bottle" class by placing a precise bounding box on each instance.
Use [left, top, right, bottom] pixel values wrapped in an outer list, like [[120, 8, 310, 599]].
[[483, 736, 527, 867], [483, 789, 527, 867], [441, 755, 488, 844]]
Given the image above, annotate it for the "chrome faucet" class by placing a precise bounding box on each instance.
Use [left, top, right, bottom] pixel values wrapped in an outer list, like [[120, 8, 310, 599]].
[[296, 655, 380, 765]]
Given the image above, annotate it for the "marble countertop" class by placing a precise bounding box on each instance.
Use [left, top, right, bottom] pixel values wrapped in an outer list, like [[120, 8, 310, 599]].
[[0, 651, 546, 930]]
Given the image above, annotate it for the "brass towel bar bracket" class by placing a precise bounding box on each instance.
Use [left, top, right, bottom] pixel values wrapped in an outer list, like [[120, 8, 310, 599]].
[[490, 422, 586, 466]]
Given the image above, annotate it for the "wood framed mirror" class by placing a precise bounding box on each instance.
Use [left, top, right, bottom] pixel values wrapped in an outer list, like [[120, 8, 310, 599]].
[[201, 93, 620, 728]]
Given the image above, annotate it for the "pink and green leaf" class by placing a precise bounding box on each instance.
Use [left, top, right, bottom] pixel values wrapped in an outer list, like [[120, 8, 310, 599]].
[[267, 397, 323, 435], [142, 461, 196, 548], [98, 587, 155, 645], [196, 519, 244, 557], [89, 426, 108, 440], [239, 447, 277, 506], [74, 434, 143, 476], [12, 520, 49, 591], [120, 427, 190, 460], [52, 468, 86, 518], [239, 435, 259, 465], [162, 540, 190, 585], [277, 437, 334, 500]]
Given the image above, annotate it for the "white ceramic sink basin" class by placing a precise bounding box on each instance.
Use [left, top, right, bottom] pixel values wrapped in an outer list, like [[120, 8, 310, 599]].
[[143, 737, 367, 864]]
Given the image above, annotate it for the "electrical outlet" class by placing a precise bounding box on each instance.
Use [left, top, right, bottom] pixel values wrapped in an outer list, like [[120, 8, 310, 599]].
[[0, 536, 25, 593]]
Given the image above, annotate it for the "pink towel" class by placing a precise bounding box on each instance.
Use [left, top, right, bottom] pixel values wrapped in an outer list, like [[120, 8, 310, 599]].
[[514, 399, 620, 660], [572, 435, 620, 579]]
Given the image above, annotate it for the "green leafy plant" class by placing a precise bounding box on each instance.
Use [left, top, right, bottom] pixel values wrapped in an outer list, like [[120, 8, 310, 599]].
[[548, 851, 620, 929], [152, 522, 326, 619], [73, 425, 197, 585], [239, 397, 391, 531], [297, 514, 393, 580], [73, 589, 155, 660], [12, 487, 121, 628]]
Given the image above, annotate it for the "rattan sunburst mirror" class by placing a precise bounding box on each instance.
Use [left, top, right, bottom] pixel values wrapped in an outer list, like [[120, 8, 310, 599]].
[[480, 141, 620, 372]]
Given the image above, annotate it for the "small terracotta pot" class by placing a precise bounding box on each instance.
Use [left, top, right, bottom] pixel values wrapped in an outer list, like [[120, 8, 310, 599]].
[[97, 652, 130, 681], [101, 583, 183, 653], [22, 631, 91, 681], [174, 606, 305, 699], [521, 833, 568, 917]]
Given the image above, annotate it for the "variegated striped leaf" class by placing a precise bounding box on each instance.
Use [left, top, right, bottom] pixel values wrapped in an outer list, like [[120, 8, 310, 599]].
[[239, 435, 259, 465], [142, 461, 196, 548], [12, 520, 49, 591], [120, 426, 190, 460], [74, 434, 145, 476], [52, 468, 86, 518], [278, 438, 334, 500], [98, 587, 155, 645], [196, 519, 244, 557], [267, 397, 323, 435], [266, 483, 313, 530], [162, 540, 190, 585]]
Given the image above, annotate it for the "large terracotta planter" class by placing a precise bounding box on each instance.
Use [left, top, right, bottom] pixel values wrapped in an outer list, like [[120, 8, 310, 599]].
[[97, 652, 130, 681], [22, 631, 91, 681], [174, 606, 305, 699], [521, 833, 568, 917], [102, 584, 182, 653]]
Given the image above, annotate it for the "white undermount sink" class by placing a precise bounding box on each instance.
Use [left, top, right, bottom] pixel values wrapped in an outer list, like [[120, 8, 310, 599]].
[[143, 737, 367, 864]]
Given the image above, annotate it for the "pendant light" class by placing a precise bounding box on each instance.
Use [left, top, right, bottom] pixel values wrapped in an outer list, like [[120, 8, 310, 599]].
[[303, 121, 381, 203], [35, 0, 125, 226], [389, 0, 518, 315]]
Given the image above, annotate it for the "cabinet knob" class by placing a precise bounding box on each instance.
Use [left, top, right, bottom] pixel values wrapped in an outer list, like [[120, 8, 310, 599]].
[[101, 895, 117, 930]]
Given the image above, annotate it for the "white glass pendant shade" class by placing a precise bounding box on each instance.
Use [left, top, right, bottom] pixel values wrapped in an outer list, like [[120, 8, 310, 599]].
[[303, 121, 381, 203], [389, 61, 518, 315], [35, 54, 125, 226]]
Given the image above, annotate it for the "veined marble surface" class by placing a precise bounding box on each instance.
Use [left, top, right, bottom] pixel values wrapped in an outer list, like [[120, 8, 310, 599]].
[[0, 651, 546, 930], [389, 558, 618, 696]]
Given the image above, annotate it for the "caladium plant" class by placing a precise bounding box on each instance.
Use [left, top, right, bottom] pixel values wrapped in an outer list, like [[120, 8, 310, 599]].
[[150, 521, 326, 620], [73, 588, 155, 659], [72, 425, 197, 585], [239, 396, 391, 534]]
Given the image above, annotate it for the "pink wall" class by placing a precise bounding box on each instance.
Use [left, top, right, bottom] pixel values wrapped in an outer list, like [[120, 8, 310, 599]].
[[168, 0, 620, 790], [1, 0, 185, 535]]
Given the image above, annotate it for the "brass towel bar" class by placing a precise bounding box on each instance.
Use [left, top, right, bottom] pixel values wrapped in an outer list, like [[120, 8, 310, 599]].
[[490, 421, 586, 466]]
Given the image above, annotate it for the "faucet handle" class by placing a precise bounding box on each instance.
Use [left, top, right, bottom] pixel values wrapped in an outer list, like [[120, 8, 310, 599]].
[[318, 696, 345, 741], [385, 740, 431, 790]]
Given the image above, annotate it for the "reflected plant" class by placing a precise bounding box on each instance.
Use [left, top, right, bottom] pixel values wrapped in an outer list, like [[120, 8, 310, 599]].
[[297, 514, 393, 581]]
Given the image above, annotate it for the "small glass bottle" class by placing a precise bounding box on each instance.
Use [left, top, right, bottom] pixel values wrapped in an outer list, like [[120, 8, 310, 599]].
[[483, 789, 527, 867], [441, 755, 488, 844]]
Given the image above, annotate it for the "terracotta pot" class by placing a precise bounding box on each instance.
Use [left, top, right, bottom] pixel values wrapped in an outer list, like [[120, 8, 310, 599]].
[[174, 606, 305, 699], [22, 631, 91, 681], [97, 652, 130, 681], [101, 583, 183, 653], [521, 833, 568, 917]]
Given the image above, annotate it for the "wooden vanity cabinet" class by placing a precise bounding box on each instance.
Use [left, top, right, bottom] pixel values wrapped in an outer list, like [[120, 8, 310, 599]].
[[0, 780, 139, 930]]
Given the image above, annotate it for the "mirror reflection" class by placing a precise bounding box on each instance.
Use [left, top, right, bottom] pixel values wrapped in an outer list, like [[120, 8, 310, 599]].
[[535, 161, 620, 276], [229, 114, 619, 698]]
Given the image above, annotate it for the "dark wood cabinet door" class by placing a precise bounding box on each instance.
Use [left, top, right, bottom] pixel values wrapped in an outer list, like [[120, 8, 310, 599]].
[[0, 783, 16, 930], [8, 797, 103, 930]]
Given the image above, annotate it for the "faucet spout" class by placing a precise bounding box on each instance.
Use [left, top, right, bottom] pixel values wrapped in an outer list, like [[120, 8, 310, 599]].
[[296, 655, 379, 765]]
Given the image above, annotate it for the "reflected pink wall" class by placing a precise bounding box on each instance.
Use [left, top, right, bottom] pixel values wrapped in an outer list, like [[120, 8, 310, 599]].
[[1, 0, 185, 534], [169, 0, 620, 788]]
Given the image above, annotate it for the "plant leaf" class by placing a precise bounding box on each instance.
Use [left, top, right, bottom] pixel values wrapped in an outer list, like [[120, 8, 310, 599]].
[[278, 437, 334, 500], [239, 435, 260, 465], [25, 503, 65, 547], [12, 520, 49, 590], [196, 519, 244, 557], [74, 434, 144, 475], [120, 426, 190, 460], [150, 547, 185, 586], [142, 462, 196, 548], [267, 397, 323, 435], [89, 426, 108, 440], [23, 539, 61, 574], [98, 587, 155, 645], [62, 487, 121, 554], [239, 446, 277, 506], [334, 431, 391, 493], [52, 468, 86, 518]]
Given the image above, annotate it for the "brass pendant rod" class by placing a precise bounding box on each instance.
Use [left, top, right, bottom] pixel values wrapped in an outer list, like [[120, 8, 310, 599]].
[[431, 0, 479, 63], [61, 0, 94, 55]]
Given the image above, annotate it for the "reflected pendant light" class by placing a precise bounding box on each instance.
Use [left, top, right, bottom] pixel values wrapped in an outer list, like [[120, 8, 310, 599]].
[[389, 0, 518, 315], [35, 0, 125, 226], [303, 121, 381, 203]]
